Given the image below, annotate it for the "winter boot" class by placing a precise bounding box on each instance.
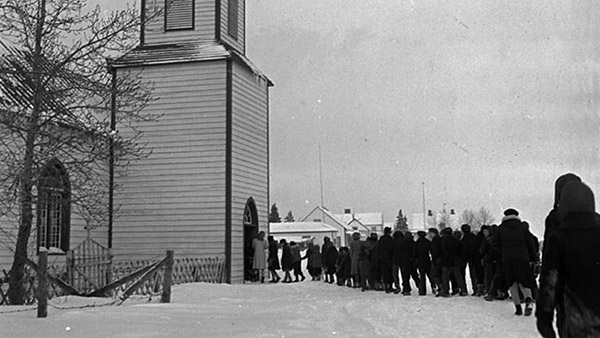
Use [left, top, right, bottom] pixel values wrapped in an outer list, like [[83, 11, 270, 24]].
[[524, 297, 533, 316], [514, 304, 523, 316]]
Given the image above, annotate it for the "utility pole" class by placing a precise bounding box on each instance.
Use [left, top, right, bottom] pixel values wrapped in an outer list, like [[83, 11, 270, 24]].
[[422, 182, 426, 229]]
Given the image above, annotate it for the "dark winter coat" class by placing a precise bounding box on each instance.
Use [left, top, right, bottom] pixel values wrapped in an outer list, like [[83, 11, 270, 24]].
[[377, 234, 394, 264], [491, 217, 535, 263], [414, 237, 431, 268], [461, 230, 478, 263], [323, 243, 339, 272], [430, 235, 442, 264], [309, 246, 323, 269], [537, 181, 600, 338], [268, 240, 280, 270], [440, 234, 462, 267], [480, 236, 499, 265], [336, 248, 351, 279], [394, 236, 415, 267], [281, 244, 293, 272], [359, 238, 376, 262]]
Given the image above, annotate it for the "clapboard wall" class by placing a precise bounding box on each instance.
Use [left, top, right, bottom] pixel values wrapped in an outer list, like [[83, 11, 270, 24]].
[[229, 59, 268, 282], [113, 60, 228, 261]]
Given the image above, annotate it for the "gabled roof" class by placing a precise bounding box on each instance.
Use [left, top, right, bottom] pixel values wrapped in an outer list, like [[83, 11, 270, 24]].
[[334, 212, 384, 226], [269, 222, 338, 233], [109, 40, 273, 86], [300, 206, 352, 231]]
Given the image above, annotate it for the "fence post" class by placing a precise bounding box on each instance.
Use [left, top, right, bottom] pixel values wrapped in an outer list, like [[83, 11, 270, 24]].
[[37, 249, 48, 318], [161, 250, 174, 303]]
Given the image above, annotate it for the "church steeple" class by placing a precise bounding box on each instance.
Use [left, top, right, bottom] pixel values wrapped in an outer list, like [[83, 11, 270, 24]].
[[141, 0, 245, 55]]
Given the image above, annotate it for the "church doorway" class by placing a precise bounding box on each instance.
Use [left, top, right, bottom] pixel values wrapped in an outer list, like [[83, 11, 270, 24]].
[[243, 198, 259, 282]]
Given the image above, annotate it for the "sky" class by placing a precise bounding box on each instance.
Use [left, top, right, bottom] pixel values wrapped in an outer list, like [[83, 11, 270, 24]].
[[95, 0, 600, 236]]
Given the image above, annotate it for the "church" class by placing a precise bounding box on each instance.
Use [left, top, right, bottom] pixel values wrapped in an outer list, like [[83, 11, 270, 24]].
[[0, 0, 272, 285]]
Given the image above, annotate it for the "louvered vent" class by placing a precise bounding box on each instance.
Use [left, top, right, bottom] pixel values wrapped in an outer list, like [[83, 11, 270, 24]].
[[227, 0, 238, 39], [165, 0, 194, 31]]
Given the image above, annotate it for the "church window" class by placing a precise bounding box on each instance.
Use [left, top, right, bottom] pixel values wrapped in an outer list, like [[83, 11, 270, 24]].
[[37, 159, 70, 254], [165, 0, 195, 31]]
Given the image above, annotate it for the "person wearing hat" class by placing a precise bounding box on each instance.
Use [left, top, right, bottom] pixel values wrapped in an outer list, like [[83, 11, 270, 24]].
[[536, 181, 600, 337], [491, 208, 536, 316]]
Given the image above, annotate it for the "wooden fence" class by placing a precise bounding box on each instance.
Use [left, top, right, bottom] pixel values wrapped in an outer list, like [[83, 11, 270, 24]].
[[0, 264, 68, 306], [0, 253, 226, 305]]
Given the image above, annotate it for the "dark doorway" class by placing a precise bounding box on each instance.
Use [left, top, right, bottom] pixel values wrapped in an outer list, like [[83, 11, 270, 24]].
[[243, 198, 259, 282]]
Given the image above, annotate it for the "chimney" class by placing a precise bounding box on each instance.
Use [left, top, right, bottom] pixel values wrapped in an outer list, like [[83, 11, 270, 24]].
[[344, 208, 352, 214]]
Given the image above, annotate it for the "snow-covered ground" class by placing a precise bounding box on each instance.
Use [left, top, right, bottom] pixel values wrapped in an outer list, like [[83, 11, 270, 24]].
[[1, 281, 540, 338]]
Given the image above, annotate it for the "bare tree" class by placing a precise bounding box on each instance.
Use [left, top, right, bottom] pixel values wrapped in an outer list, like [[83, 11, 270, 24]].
[[475, 206, 495, 227], [459, 209, 477, 227], [0, 0, 159, 304]]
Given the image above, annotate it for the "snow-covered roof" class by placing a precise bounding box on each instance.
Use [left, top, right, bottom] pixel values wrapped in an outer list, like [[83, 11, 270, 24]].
[[299, 206, 353, 231], [334, 212, 383, 226], [110, 41, 273, 86], [269, 222, 338, 234]]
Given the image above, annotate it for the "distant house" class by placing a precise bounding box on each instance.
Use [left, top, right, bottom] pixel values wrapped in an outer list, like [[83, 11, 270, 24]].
[[334, 209, 384, 237], [269, 222, 338, 249], [300, 206, 352, 247]]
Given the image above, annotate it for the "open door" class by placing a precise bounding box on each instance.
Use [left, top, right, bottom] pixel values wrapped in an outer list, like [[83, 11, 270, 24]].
[[243, 198, 259, 282]]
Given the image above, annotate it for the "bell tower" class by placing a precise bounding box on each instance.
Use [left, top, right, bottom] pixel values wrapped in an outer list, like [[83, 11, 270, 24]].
[[141, 0, 246, 54]]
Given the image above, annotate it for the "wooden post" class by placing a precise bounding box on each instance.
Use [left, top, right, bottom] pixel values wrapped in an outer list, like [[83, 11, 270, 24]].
[[66, 250, 74, 287], [37, 249, 48, 318], [161, 250, 174, 303]]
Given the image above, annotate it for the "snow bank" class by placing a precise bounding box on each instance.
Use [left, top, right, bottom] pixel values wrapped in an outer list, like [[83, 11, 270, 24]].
[[1, 281, 540, 338]]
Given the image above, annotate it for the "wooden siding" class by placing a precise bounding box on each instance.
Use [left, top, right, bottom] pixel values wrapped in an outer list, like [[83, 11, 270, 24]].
[[144, 0, 215, 46], [113, 60, 229, 262], [230, 60, 268, 283], [220, 0, 245, 54]]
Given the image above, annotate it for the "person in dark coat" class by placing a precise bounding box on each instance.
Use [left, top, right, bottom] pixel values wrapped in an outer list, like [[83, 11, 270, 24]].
[[378, 227, 395, 293], [309, 244, 323, 280], [479, 225, 496, 294], [483, 224, 508, 301], [267, 236, 281, 283], [397, 231, 420, 295], [322, 237, 338, 284], [439, 227, 467, 297], [335, 247, 351, 286], [536, 181, 600, 338], [543, 173, 581, 258], [415, 231, 432, 295], [280, 239, 293, 283], [473, 225, 487, 296], [391, 231, 404, 293], [368, 233, 383, 290], [491, 208, 536, 316], [427, 228, 442, 294], [358, 235, 376, 291], [290, 241, 305, 282], [349, 232, 363, 288], [460, 224, 480, 295]]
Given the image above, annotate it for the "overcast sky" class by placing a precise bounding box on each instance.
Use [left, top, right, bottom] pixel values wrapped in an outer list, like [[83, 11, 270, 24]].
[[97, 0, 600, 236]]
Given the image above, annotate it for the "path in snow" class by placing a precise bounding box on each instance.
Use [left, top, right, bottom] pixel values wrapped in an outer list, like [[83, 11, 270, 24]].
[[2, 281, 540, 338]]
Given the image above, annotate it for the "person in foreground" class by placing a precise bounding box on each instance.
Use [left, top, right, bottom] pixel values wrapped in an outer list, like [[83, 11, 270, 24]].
[[536, 180, 600, 337]]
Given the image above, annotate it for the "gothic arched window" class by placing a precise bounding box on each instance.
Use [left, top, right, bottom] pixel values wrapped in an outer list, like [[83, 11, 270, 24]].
[[37, 159, 70, 254]]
